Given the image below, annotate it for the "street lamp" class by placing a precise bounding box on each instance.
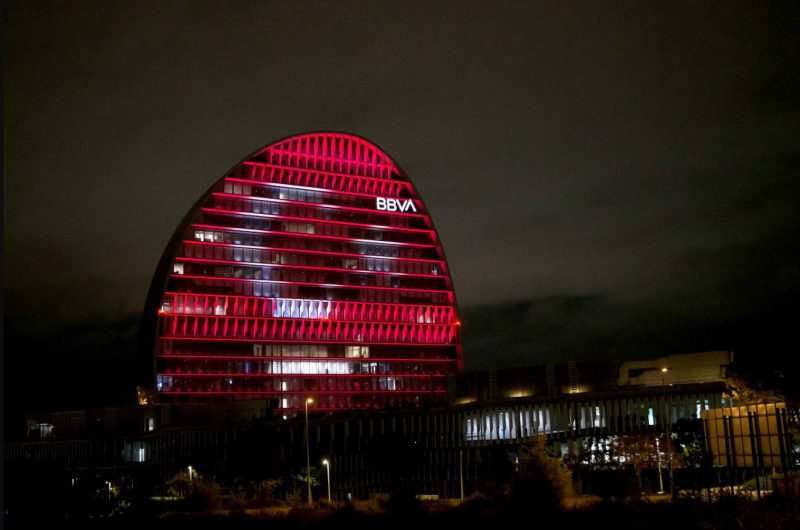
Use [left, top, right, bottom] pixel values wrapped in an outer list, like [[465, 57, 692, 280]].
[[188, 465, 193, 484], [322, 458, 331, 502], [655, 437, 664, 493], [305, 398, 313, 506], [459, 449, 464, 499], [661, 367, 673, 495]]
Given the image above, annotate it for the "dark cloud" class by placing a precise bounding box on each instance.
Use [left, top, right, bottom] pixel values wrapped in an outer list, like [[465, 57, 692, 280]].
[[3, 315, 140, 435]]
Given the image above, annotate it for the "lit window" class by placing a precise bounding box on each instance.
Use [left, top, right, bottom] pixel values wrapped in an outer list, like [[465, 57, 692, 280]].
[[38, 423, 54, 438], [156, 375, 173, 392], [173, 264, 184, 275], [346, 345, 369, 358]]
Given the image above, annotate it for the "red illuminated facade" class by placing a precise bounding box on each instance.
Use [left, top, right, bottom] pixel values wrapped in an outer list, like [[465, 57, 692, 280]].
[[146, 133, 462, 413]]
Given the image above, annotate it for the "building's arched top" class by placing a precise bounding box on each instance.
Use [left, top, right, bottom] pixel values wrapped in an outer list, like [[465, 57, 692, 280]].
[[246, 132, 403, 181], [141, 131, 462, 412]]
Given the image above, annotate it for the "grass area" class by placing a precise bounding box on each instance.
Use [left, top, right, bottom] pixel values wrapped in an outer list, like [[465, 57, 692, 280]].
[[8, 493, 796, 530]]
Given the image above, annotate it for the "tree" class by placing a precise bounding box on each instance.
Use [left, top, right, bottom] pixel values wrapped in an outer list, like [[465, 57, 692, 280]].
[[725, 375, 784, 406], [611, 433, 679, 495], [513, 437, 573, 510], [253, 478, 282, 506], [292, 466, 320, 488], [673, 418, 715, 497], [165, 469, 221, 511], [563, 436, 617, 496]]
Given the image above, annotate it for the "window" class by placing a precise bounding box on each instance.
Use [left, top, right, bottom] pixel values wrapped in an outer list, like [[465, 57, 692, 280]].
[[346, 345, 369, 358], [156, 375, 173, 392], [37, 423, 54, 438]]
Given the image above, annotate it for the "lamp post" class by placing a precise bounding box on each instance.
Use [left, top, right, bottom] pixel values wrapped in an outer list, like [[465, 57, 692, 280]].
[[322, 458, 331, 502], [188, 465, 193, 484], [661, 367, 672, 495], [305, 398, 313, 506], [459, 449, 464, 499], [655, 437, 664, 493]]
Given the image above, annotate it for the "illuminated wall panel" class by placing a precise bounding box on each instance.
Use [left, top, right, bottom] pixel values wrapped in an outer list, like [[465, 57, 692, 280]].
[[147, 133, 461, 412]]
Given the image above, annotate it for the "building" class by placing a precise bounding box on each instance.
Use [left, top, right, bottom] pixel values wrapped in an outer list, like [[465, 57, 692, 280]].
[[142, 133, 462, 413], [618, 350, 732, 387], [5, 127, 779, 510], [452, 360, 618, 404], [8, 356, 738, 506]]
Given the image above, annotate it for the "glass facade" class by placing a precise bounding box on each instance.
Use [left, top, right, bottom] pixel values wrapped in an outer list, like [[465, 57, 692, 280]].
[[151, 133, 462, 412]]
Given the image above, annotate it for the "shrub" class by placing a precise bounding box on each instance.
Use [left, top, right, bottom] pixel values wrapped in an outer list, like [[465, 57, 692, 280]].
[[513, 438, 574, 510]]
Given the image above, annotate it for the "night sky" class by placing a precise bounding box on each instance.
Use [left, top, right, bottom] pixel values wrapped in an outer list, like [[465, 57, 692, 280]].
[[4, 2, 799, 419]]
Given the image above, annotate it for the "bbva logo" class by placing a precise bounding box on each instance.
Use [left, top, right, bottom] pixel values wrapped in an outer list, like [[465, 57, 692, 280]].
[[376, 197, 417, 213]]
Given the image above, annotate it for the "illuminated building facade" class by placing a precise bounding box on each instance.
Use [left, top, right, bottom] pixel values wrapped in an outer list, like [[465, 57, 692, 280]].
[[145, 133, 462, 413]]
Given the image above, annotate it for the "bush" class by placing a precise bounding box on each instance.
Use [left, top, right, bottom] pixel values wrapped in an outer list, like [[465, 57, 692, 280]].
[[513, 439, 574, 510], [165, 469, 222, 512], [185, 479, 221, 511]]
